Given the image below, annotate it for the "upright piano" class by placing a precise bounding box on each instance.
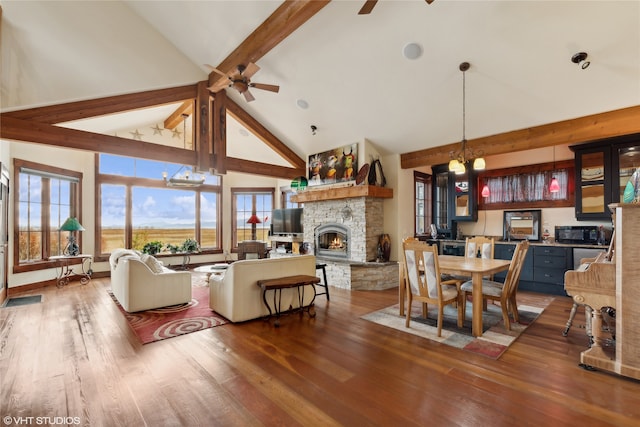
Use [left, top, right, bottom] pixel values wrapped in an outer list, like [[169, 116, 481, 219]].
[[564, 203, 640, 380]]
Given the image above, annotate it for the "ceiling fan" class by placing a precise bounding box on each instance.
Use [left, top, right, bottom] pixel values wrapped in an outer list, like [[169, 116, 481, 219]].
[[359, 0, 434, 15], [205, 63, 280, 102]]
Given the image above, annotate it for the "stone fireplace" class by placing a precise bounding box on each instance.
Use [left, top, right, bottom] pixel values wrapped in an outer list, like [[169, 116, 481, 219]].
[[292, 185, 398, 290]]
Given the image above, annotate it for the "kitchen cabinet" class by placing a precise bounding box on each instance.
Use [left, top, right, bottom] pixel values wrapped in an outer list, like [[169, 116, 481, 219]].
[[572, 135, 640, 220], [431, 163, 477, 235], [494, 243, 571, 296]]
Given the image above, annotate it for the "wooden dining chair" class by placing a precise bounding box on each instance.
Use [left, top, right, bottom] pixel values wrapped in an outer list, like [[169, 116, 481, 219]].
[[402, 240, 463, 336], [399, 236, 421, 316], [465, 236, 495, 260], [460, 240, 530, 331], [447, 236, 496, 289]]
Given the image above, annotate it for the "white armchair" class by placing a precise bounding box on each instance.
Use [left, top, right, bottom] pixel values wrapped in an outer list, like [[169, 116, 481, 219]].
[[109, 250, 192, 312]]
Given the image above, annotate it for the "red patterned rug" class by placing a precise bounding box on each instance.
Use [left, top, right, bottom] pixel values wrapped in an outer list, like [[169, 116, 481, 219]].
[[108, 285, 228, 344]]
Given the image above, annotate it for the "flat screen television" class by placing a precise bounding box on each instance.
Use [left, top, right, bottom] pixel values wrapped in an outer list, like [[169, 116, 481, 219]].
[[271, 208, 304, 235]]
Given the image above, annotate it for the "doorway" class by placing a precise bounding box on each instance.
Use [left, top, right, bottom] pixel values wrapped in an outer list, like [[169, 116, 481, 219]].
[[0, 164, 9, 305]]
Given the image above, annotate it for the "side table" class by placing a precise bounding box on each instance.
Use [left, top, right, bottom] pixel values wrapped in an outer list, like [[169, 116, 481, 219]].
[[50, 254, 93, 287]]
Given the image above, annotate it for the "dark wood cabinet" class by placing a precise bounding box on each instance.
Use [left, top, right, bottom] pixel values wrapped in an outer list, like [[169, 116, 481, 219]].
[[572, 134, 640, 220], [432, 163, 477, 234], [494, 243, 571, 296], [573, 145, 613, 220]]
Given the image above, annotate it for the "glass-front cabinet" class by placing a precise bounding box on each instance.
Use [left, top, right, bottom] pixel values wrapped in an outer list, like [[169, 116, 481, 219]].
[[574, 145, 612, 220], [615, 143, 640, 203], [450, 163, 477, 222], [572, 134, 640, 220], [431, 163, 477, 236]]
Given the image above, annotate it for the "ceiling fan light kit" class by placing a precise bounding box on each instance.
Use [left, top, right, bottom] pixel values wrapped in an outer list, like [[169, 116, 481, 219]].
[[205, 62, 279, 102], [449, 61, 485, 174]]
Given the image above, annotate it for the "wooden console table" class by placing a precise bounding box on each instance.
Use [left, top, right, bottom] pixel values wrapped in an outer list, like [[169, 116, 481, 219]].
[[257, 275, 320, 326]]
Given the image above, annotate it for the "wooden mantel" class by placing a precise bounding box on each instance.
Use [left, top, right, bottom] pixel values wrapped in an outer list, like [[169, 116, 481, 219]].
[[291, 185, 393, 203]]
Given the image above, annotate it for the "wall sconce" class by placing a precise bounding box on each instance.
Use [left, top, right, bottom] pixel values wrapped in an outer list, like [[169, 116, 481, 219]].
[[571, 52, 590, 70], [310, 125, 317, 135]]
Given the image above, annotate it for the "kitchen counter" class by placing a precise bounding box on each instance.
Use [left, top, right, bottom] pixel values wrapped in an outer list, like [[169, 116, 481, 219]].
[[435, 238, 609, 250]]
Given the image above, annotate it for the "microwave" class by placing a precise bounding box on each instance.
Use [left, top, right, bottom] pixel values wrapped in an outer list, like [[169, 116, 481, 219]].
[[555, 226, 601, 245]]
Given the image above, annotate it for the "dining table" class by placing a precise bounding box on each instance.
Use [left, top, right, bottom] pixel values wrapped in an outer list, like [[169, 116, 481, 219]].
[[437, 255, 512, 337]]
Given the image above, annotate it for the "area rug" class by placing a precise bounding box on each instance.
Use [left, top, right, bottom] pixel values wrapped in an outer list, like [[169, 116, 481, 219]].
[[108, 285, 227, 344], [361, 298, 551, 359]]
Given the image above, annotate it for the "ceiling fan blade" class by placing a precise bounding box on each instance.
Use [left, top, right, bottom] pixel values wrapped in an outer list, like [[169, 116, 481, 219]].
[[243, 90, 255, 102], [204, 64, 228, 77], [208, 78, 230, 93], [243, 62, 260, 79], [358, 0, 377, 14], [249, 83, 280, 93]]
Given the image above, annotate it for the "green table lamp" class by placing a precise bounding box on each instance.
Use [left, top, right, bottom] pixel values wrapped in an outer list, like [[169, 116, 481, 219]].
[[59, 217, 85, 256]]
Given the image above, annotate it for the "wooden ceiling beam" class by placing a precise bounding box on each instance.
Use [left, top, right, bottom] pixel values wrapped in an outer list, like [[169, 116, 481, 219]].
[[226, 97, 305, 170], [401, 105, 640, 169], [2, 85, 197, 125], [225, 157, 304, 180], [211, 90, 227, 174], [164, 100, 194, 130], [207, 0, 330, 90], [0, 116, 195, 165]]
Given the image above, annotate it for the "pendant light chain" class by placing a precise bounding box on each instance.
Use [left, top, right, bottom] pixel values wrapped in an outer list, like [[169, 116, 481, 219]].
[[462, 66, 466, 143]]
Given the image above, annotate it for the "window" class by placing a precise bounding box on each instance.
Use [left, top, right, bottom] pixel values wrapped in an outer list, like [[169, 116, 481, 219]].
[[97, 154, 221, 255], [414, 171, 432, 236], [477, 160, 575, 210], [281, 188, 301, 208], [14, 159, 82, 271], [231, 188, 274, 248]]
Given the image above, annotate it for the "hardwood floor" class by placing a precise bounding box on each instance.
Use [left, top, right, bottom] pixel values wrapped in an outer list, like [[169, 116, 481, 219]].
[[1, 277, 639, 426]]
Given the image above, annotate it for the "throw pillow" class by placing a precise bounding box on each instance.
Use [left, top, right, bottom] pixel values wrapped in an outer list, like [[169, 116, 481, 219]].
[[141, 254, 165, 274]]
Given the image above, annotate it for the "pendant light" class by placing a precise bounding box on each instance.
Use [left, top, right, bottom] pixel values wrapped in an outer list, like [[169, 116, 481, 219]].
[[448, 62, 485, 174], [481, 184, 490, 198], [163, 115, 205, 187], [549, 145, 560, 193]]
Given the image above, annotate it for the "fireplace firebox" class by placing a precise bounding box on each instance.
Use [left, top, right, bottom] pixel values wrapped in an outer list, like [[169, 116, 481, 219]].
[[315, 223, 350, 260]]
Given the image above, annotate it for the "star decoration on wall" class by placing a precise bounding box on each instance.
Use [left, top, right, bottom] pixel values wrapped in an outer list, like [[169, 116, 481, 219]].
[[151, 124, 164, 135], [172, 128, 182, 139], [130, 129, 143, 140]]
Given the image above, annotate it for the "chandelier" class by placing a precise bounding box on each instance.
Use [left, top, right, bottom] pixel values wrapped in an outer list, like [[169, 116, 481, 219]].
[[448, 62, 485, 175], [162, 114, 205, 187]]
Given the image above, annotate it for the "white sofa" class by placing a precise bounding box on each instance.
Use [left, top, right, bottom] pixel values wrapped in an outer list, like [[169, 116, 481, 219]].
[[209, 254, 317, 322], [109, 249, 192, 312]]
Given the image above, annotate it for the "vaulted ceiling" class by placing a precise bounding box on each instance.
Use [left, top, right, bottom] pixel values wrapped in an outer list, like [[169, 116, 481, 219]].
[[1, 1, 639, 171]]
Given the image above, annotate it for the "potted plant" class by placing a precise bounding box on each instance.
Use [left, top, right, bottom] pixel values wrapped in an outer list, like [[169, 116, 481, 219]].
[[181, 238, 199, 253], [165, 243, 180, 254], [142, 241, 164, 255]]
